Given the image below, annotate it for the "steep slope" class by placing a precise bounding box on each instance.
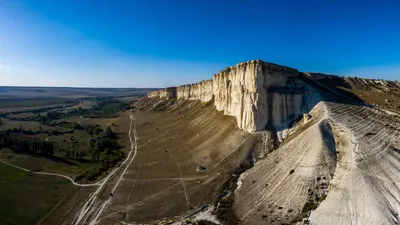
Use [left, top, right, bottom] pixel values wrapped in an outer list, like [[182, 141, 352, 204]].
[[233, 102, 337, 224], [309, 102, 400, 224], [92, 98, 260, 224]]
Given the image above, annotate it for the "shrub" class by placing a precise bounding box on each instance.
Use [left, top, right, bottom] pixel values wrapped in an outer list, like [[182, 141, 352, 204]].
[[302, 201, 318, 213]]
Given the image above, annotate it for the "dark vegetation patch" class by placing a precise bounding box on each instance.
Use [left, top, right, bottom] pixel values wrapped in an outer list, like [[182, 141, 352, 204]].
[[194, 221, 215, 225], [302, 200, 318, 213], [73, 126, 124, 181], [2, 134, 55, 155], [365, 131, 377, 136], [214, 151, 257, 225], [0, 98, 70, 108], [392, 145, 400, 154]]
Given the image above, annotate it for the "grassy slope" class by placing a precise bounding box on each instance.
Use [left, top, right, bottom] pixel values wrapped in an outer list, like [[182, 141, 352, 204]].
[[0, 162, 70, 225], [0, 98, 67, 108], [0, 148, 88, 176]]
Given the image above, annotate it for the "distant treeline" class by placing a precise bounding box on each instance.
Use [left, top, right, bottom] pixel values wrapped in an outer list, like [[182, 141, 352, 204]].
[[69, 98, 131, 118], [5, 101, 76, 115], [4, 126, 76, 136], [5, 97, 132, 122], [1, 134, 54, 155]]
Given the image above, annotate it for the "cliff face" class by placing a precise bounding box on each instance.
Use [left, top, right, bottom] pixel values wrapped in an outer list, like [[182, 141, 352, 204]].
[[147, 60, 319, 133], [177, 80, 214, 102], [147, 87, 176, 99]]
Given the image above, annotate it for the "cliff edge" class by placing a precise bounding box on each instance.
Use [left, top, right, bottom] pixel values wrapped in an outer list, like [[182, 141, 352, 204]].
[[147, 60, 320, 134]]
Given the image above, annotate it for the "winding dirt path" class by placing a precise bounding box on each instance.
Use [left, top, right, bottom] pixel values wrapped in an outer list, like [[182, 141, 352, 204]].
[[0, 159, 102, 187], [164, 139, 193, 208], [73, 112, 138, 225]]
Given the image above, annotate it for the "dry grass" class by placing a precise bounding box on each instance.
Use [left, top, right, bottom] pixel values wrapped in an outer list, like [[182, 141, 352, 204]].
[[92, 98, 256, 224], [63, 117, 118, 128], [62, 100, 96, 112], [0, 118, 56, 131]]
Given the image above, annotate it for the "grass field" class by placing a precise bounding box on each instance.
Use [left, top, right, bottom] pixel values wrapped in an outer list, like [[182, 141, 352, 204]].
[[0, 118, 58, 131], [62, 116, 118, 128], [6, 112, 37, 119], [61, 100, 96, 112], [0, 162, 70, 225], [0, 148, 88, 176], [0, 98, 69, 109]]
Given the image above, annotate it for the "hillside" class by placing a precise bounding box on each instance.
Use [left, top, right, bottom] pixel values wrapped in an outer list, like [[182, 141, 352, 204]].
[[142, 60, 400, 225], [307, 73, 400, 114], [24, 60, 400, 225]]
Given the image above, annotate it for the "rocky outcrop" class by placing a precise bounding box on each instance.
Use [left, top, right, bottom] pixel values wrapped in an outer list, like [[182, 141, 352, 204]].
[[177, 79, 214, 102], [147, 87, 176, 99], [147, 60, 319, 133]]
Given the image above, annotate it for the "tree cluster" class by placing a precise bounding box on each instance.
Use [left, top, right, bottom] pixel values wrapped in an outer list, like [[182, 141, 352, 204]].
[[75, 126, 124, 181], [4, 126, 74, 136], [89, 126, 118, 161], [2, 134, 54, 155]]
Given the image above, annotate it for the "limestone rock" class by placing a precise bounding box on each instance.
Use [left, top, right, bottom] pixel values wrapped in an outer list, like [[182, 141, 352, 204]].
[[147, 60, 319, 133]]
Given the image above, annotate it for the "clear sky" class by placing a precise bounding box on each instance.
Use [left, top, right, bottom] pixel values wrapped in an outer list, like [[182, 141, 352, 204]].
[[1, 0, 399, 87]]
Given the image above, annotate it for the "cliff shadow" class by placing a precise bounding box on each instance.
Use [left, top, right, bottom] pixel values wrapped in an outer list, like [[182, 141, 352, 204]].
[[262, 76, 368, 144], [300, 75, 367, 106]]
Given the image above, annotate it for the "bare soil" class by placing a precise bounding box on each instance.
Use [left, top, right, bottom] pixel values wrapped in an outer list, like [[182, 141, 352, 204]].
[[94, 98, 257, 224]]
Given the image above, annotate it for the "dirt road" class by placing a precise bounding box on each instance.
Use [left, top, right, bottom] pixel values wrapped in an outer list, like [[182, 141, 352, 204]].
[[73, 112, 138, 225]]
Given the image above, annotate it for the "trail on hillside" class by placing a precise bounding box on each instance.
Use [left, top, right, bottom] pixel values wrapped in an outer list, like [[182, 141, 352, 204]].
[[88, 113, 139, 225], [73, 112, 138, 225], [164, 139, 193, 208], [0, 155, 101, 187]]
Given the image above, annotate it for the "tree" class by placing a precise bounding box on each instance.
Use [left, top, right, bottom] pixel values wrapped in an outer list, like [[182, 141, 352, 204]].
[[104, 126, 115, 138], [65, 150, 71, 158]]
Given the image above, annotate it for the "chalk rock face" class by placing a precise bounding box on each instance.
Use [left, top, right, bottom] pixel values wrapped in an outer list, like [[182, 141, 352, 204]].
[[147, 87, 176, 99], [147, 60, 319, 133], [177, 80, 214, 102]]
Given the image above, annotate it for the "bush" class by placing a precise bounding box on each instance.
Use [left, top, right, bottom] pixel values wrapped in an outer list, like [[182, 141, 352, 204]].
[[302, 200, 318, 213]]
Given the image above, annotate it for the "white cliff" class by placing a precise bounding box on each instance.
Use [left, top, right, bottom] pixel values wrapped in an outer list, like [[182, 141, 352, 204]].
[[147, 60, 319, 133]]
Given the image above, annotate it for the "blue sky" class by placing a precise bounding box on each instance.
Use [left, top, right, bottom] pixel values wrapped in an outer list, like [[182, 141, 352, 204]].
[[0, 0, 399, 87]]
